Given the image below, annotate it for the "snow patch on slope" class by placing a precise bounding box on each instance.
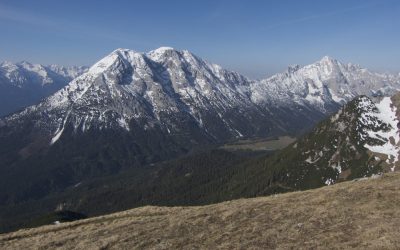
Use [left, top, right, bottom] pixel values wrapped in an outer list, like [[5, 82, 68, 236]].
[[51, 113, 70, 145], [363, 97, 400, 169]]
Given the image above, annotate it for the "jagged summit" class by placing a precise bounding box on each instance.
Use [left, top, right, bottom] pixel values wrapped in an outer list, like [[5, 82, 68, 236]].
[[286, 64, 301, 74], [4, 47, 272, 147], [112, 47, 138, 53], [319, 55, 337, 63], [1, 49, 400, 221], [88, 47, 205, 78], [3, 48, 400, 145], [0, 61, 88, 116], [88, 48, 145, 75], [0, 61, 88, 86], [1, 48, 400, 161], [251, 55, 400, 112], [283, 56, 339, 76], [147, 46, 176, 55]]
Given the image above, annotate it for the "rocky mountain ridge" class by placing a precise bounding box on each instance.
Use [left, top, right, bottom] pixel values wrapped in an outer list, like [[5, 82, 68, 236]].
[[0, 47, 399, 215], [0, 61, 87, 116], [4, 48, 400, 146]]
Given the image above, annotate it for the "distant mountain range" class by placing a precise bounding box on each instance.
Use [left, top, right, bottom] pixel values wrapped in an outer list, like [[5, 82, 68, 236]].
[[0, 61, 88, 116], [1, 48, 400, 196], [3, 48, 400, 145], [1, 47, 400, 233]]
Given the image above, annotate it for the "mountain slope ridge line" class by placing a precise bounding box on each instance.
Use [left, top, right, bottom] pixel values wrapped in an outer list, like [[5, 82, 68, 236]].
[[0, 48, 400, 221], [1, 173, 399, 249]]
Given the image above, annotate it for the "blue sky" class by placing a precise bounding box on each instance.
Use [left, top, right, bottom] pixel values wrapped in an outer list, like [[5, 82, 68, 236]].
[[0, 0, 399, 78]]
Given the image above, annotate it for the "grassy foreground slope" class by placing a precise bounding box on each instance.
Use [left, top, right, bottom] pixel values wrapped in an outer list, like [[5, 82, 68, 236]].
[[2, 173, 400, 249]]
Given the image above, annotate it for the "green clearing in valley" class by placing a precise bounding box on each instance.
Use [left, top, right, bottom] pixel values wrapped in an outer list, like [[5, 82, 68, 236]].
[[221, 136, 296, 151]]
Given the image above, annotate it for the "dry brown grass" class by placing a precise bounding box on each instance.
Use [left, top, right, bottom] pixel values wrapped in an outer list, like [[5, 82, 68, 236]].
[[2, 173, 400, 249]]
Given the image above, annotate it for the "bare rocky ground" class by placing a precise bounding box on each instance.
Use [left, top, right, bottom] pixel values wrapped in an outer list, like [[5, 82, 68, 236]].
[[1, 173, 400, 249]]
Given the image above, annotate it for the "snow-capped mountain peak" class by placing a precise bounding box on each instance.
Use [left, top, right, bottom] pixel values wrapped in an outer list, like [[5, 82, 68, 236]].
[[2, 49, 400, 152], [286, 64, 301, 74], [2, 47, 284, 146], [2, 49, 400, 204], [147, 46, 175, 59], [47, 65, 88, 79], [150, 46, 175, 53], [0, 60, 88, 116], [0, 61, 88, 87], [0, 61, 51, 86], [88, 48, 141, 75], [319, 55, 337, 64], [251, 55, 400, 113]]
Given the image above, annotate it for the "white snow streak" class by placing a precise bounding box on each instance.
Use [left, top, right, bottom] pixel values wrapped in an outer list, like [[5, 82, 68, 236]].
[[364, 97, 400, 169]]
